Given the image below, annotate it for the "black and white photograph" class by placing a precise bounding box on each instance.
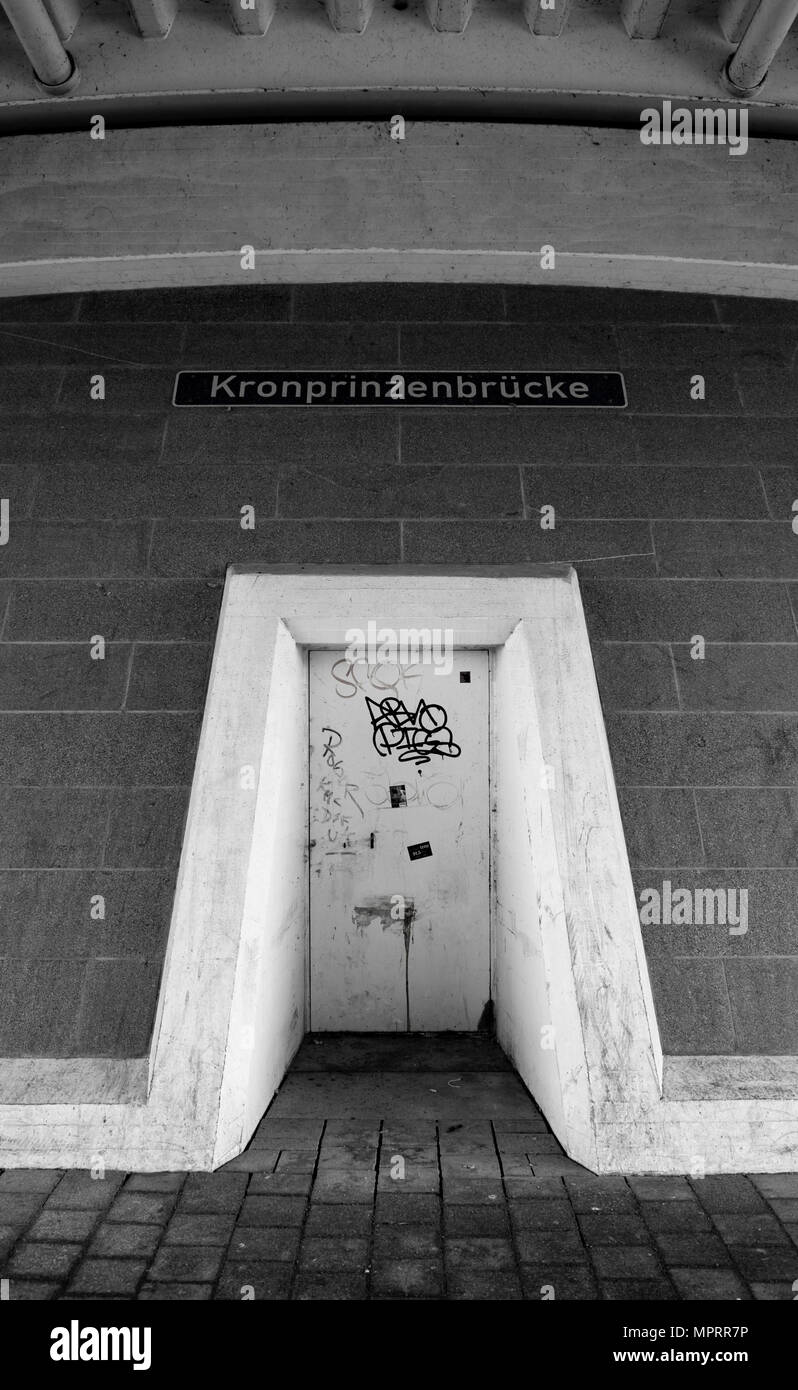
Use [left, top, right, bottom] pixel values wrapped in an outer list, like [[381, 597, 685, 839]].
[[0, 0, 796, 1370]]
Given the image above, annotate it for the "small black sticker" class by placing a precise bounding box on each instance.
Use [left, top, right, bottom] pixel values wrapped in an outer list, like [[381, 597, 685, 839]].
[[390, 784, 407, 808], [460, 672, 471, 683], [408, 841, 433, 861]]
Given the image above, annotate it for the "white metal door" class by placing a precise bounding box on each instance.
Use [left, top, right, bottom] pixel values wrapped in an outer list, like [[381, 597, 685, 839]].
[[308, 648, 490, 1031]]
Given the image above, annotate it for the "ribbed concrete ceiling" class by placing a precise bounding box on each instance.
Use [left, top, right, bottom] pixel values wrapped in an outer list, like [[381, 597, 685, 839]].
[[0, 0, 795, 131]]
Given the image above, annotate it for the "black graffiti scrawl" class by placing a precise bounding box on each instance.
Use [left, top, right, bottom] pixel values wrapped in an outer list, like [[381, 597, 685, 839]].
[[365, 695, 462, 767]]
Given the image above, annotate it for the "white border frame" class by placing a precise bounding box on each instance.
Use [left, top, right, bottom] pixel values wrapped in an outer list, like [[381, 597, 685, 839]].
[[2, 566, 798, 1173]]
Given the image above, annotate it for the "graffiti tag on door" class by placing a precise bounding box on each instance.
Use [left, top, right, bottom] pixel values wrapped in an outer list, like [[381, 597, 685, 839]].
[[365, 696, 462, 766], [317, 726, 365, 845]]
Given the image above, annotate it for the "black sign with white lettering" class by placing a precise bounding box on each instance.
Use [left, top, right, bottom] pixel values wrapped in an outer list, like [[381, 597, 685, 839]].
[[173, 370, 627, 408], [408, 841, 433, 861]]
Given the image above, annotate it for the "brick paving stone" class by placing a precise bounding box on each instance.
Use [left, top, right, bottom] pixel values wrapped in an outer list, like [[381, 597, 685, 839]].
[[590, 1245, 664, 1278], [505, 1177, 566, 1200], [447, 1270, 523, 1300], [444, 1204, 510, 1237], [274, 1152, 317, 1173], [501, 1158, 535, 1178], [750, 1282, 794, 1300], [138, 1282, 212, 1300], [215, 1261, 292, 1300], [370, 1259, 444, 1298], [373, 1226, 442, 1259], [106, 1192, 178, 1225], [519, 1263, 598, 1300], [522, 1136, 566, 1156], [123, 1173, 186, 1193], [26, 1209, 100, 1243], [250, 1120, 324, 1148], [0, 1226, 17, 1260], [247, 1173, 313, 1196], [222, 1150, 281, 1173], [627, 1176, 695, 1201], [712, 1212, 791, 1245], [528, 1156, 588, 1178], [322, 1120, 381, 1140], [640, 1200, 712, 1233], [377, 1165, 439, 1193], [294, 1273, 368, 1300], [767, 1199, 798, 1223], [728, 1246, 798, 1281], [381, 1126, 439, 1147], [312, 1171, 376, 1203], [690, 1175, 768, 1213], [8, 1242, 82, 1280], [304, 1204, 373, 1237], [0, 1194, 46, 1228], [299, 1237, 369, 1272], [749, 1174, 798, 1200], [228, 1226, 302, 1262], [564, 1178, 637, 1214], [441, 1177, 503, 1205], [64, 1294, 131, 1302], [0, 1171, 63, 1194], [601, 1279, 677, 1300], [45, 1173, 125, 1210], [380, 1145, 438, 1166], [66, 1259, 148, 1296], [318, 1141, 377, 1162], [492, 1119, 548, 1134], [445, 1237, 515, 1270], [439, 1121, 494, 1146], [89, 1222, 162, 1259], [514, 1228, 587, 1263], [669, 1267, 751, 1300], [237, 1195, 306, 1226], [162, 1214, 236, 1246], [177, 1173, 248, 1214], [375, 1194, 441, 1224], [577, 1212, 651, 1245], [784, 1223, 798, 1245], [509, 1200, 578, 1233], [2, 1280, 62, 1299], [440, 1156, 501, 1179], [654, 1233, 735, 1268], [496, 1134, 543, 1156], [148, 1245, 226, 1284]]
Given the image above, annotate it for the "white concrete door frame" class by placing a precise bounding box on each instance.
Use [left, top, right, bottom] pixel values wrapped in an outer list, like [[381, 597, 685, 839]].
[[3, 567, 798, 1175]]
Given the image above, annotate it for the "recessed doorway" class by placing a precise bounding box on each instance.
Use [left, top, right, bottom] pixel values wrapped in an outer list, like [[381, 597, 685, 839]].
[[308, 648, 490, 1032]]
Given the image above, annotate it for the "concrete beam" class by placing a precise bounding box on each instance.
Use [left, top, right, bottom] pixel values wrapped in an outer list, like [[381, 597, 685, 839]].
[[426, 0, 474, 33], [524, 0, 573, 37], [225, 0, 275, 35], [42, 0, 84, 40], [719, 0, 759, 43], [126, 0, 178, 38], [325, 0, 373, 33], [620, 0, 673, 39], [0, 122, 795, 300]]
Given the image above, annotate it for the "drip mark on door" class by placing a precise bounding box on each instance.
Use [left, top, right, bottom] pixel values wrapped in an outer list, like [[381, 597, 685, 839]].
[[351, 895, 416, 1029]]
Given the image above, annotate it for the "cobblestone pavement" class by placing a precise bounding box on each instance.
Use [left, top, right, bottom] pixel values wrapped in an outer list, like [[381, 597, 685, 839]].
[[1, 1036, 797, 1300]]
